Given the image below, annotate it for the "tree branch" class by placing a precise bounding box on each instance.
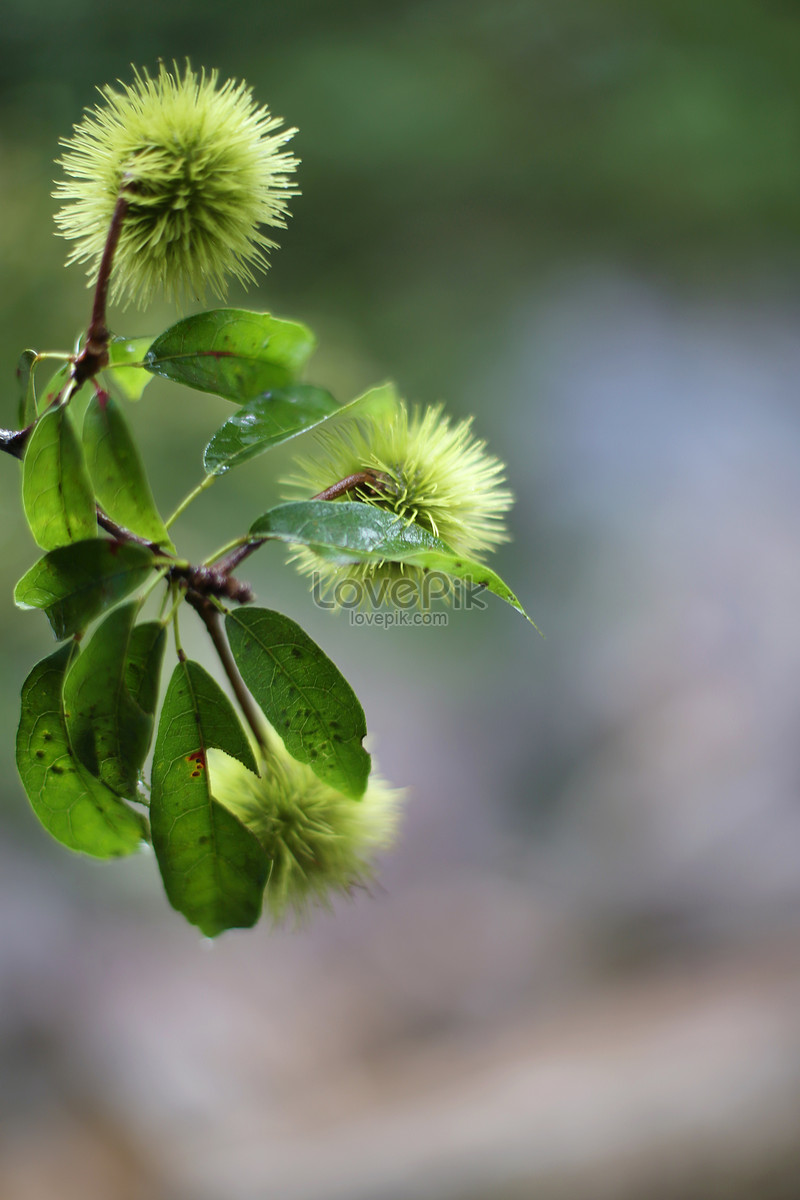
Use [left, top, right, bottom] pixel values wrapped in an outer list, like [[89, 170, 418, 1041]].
[[184, 592, 267, 752], [95, 505, 168, 554], [312, 470, 388, 502], [0, 427, 33, 460], [1, 191, 132, 462], [71, 191, 129, 386]]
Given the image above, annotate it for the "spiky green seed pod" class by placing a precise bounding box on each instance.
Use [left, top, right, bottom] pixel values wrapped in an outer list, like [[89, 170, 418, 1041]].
[[283, 400, 513, 600], [53, 62, 298, 307], [208, 736, 400, 923]]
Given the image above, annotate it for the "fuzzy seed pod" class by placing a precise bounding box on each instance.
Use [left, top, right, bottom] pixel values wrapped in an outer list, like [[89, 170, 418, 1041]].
[[53, 62, 298, 308], [208, 736, 400, 923], [283, 401, 513, 601]]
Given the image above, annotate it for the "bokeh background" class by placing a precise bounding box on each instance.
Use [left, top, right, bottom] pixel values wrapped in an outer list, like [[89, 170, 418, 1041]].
[[3, 2, 800, 1197]]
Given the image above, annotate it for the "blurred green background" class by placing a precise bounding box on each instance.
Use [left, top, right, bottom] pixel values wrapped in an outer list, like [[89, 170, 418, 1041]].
[[3, 2, 800, 1198]]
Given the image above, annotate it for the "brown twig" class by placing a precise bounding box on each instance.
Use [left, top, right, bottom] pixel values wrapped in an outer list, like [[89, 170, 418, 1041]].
[[1, 190, 131, 463], [171, 562, 254, 604], [312, 470, 388, 502], [184, 591, 267, 752], [0, 427, 33, 460], [96, 507, 255, 603], [71, 192, 129, 386], [95, 505, 169, 554], [212, 539, 266, 577]]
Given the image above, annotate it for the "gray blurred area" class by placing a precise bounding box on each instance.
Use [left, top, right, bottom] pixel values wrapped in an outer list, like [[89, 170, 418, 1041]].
[[2, 3, 800, 1197]]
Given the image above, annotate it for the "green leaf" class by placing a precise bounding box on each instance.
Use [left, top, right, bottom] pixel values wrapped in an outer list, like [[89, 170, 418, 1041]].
[[249, 501, 534, 622], [105, 336, 154, 402], [16, 644, 146, 858], [63, 602, 161, 798], [249, 499, 442, 557], [226, 607, 370, 800], [203, 380, 399, 476], [204, 385, 338, 475], [37, 362, 72, 412], [145, 309, 316, 403], [22, 406, 97, 550], [125, 621, 167, 718], [36, 360, 96, 437], [150, 659, 267, 937], [17, 349, 38, 425], [15, 539, 155, 640], [83, 395, 172, 547]]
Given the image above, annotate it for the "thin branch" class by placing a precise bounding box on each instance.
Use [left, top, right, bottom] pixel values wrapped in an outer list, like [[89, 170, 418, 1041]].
[[0, 427, 33, 460], [185, 592, 267, 752], [71, 190, 129, 387], [0, 375, 79, 461], [213, 538, 266, 576], [1, 191, 131, 461], [95, 505, 256, 602], [94, 505, 255, 602], [312, 470, 387, 502], [95, 505, 171, 554]]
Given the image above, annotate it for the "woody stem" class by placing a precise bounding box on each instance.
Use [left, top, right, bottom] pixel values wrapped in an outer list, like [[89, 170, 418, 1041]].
[[71, 190, 130, 387], [185, 592, 268, 753]]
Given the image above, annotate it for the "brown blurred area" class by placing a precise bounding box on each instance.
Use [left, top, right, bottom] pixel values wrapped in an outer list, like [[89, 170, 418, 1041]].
[[3, 2, 800, 1197]]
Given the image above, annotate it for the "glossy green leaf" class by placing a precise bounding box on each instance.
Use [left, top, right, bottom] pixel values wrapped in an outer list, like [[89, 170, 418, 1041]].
[[125, 621, 167, 719], [145, 309, 316, 402], [16, 644, 146, 858], [105, 336, 154, 401], [226, 607, 370, 800], [63, 602, 161, 798], [83, 395, 172, 546], [150, 659, 267, 937], [249, 499, 443, 557], [17, 349, 38, 425], [204, 385, 338, 475], [203, 381, 399, 476], [14, 539, 155, 640], [22, 406, 97, 550], [249, 501, 534, 622]]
